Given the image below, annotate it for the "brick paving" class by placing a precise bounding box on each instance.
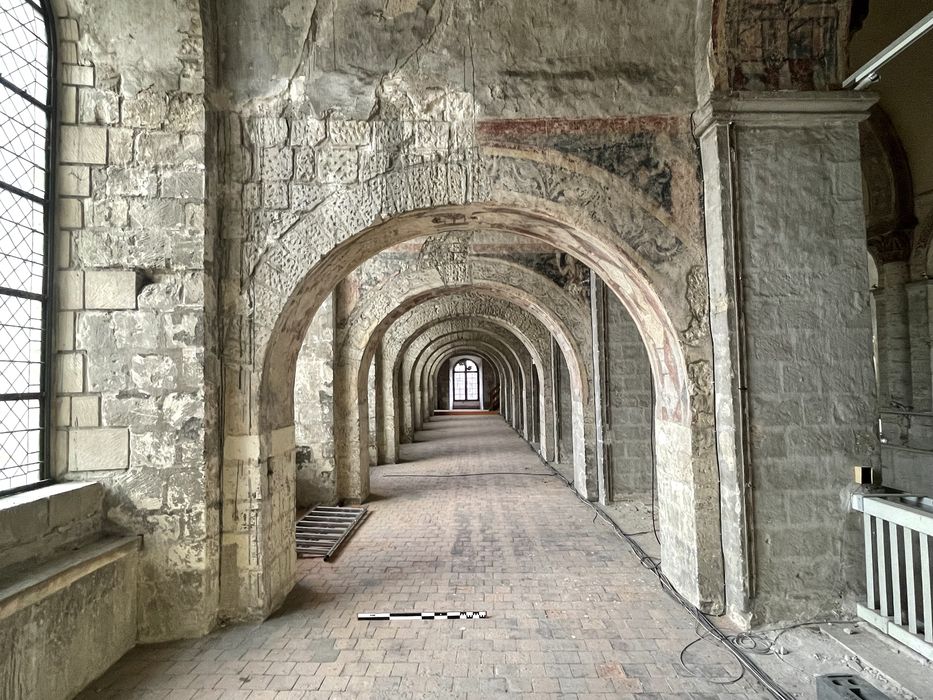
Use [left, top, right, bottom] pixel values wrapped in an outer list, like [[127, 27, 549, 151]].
[[77, 415, 767, 699]]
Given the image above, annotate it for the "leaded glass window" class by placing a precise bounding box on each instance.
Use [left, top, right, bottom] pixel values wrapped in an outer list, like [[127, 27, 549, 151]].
[[0, 0, 54, 494], [453, 360, 479, 402]]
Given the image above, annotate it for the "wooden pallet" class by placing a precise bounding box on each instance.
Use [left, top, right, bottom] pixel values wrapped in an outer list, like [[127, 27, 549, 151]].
[[295, 505, 369, 561]]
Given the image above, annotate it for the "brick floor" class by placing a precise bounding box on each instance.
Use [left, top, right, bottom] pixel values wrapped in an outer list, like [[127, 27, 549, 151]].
[[77, 415, 768, 698]]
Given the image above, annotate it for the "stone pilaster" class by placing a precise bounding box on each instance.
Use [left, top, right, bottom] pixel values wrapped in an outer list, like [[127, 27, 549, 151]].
[[907, 279, 933, 413], [294, 293, 336, 506], [875, 261, 913, 409], [696, 92, 879, 624], [589, 272, 611, 504]]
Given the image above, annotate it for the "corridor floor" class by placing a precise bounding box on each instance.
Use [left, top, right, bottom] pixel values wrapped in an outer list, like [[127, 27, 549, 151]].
[[78, 415, 766, 699]]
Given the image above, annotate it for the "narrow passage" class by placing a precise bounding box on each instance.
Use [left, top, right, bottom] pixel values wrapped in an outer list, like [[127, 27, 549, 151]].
[[78, 415, 763, 698]]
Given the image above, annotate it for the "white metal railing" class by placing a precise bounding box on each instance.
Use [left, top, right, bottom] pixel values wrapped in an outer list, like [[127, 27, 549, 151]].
[[851, 493, 933, 660]]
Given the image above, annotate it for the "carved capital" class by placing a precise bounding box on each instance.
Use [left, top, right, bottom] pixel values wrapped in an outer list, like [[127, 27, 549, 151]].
[[868, 228, 914, 265]]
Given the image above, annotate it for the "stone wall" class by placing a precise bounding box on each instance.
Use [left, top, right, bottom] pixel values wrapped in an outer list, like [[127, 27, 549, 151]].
[[739, 120, 875, 621], [0, 545, 138, 700], [0, 484, 137, 700], [699, 94, 878, 622], [555, 343, 574, 467], [29, 0, 842, 640], [605, 292, 654, 498], [294, 294, 335, 507], [52, 0, 216, 640], [0, 482, 102, 567]]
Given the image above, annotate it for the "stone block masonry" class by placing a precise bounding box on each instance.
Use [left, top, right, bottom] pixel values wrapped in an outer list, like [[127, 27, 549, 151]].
[[605, 290, 654, 498], [50, 0, 216, 642], [698, 94, 879, 623], [22, 1, 883, 659]]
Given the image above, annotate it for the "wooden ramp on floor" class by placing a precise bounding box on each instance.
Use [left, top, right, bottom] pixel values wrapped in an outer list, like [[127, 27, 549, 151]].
[[295, 505, 369, 561]]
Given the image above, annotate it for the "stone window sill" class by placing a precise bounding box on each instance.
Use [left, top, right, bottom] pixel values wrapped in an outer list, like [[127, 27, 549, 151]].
[[0, 481, 97, 512], [0, 481, 105, 568], [0, 535, 140, 621]]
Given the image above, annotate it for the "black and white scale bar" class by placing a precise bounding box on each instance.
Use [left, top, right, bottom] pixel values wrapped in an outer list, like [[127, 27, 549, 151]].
[[358, 611, 487, 621]]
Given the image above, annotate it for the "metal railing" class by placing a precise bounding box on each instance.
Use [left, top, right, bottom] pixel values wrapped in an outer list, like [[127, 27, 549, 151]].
[[851, 493, 933, 660]]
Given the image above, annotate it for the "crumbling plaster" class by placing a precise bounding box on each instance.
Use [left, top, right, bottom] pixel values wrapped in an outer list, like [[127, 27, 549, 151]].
[[213, 0, 697, 118]]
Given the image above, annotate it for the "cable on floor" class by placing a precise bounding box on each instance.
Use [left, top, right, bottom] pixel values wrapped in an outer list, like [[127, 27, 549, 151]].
[[679, 625, 747, 685], [544, 462, 795, 700]]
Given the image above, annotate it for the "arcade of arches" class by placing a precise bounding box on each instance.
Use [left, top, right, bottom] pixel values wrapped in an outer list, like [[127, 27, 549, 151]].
[[2, 1, 933, 698]]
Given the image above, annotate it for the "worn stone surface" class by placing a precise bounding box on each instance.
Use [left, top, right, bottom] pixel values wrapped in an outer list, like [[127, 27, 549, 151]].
[[51, 0, 216, 642], [0, 483, 103, 568], [13, 1, 893, 681], [294, 294, 335, 508], [75, 417, 767, 699], [216, 0, 697, 118], [0, 548, 138, 700], [605, 291, 654, 499], [699, 96, 879, 623], [736, 120, 877, 622]]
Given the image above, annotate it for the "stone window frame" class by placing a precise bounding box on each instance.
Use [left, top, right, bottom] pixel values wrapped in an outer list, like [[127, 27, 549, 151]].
[[449, 355, 483, 408], [452, 358, 479, 401], [0, 0, 58, 496]]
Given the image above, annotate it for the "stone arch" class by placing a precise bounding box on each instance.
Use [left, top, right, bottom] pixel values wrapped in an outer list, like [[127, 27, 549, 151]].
[[338, 284, 588, 502], [423, 340, 518, 427], [910, 208, 933, 279], [860, 106, 917, 268], [430, 346, 507, 412], [409, 340, 512, 424], [396, 326, 534, 441], [371, 340, 510, 456], [251, 152, 697, 436], [380, 312, 549, 463], [228, 147, 715, 621], [333, 257, 591, 497], [394, 302, 554, 456]]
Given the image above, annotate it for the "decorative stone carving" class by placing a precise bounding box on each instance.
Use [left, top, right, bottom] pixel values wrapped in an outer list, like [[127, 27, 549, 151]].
[[682, 266, 709, 347], [417, 232, 473, 285]]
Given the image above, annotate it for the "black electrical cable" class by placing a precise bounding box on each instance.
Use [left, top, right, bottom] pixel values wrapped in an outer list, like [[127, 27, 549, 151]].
[[544, 461, 795, 700], [679, 629, 747, 685]]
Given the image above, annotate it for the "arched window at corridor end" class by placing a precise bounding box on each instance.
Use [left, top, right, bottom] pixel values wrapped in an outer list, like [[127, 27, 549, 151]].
[[453, 359, 479, 402], [0, 0, 56, 494]]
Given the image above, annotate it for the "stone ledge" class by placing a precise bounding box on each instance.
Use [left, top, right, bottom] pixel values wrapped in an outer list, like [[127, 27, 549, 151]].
[[0, 481, 105, 572], [0, 480, 98, 509], [693, 91, 878, 135], [0, 535, 140, 621], [0, 481, 103, 546]]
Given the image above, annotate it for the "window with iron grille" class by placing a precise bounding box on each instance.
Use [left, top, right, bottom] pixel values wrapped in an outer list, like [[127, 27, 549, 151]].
[[0, 0, 55, 494]]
